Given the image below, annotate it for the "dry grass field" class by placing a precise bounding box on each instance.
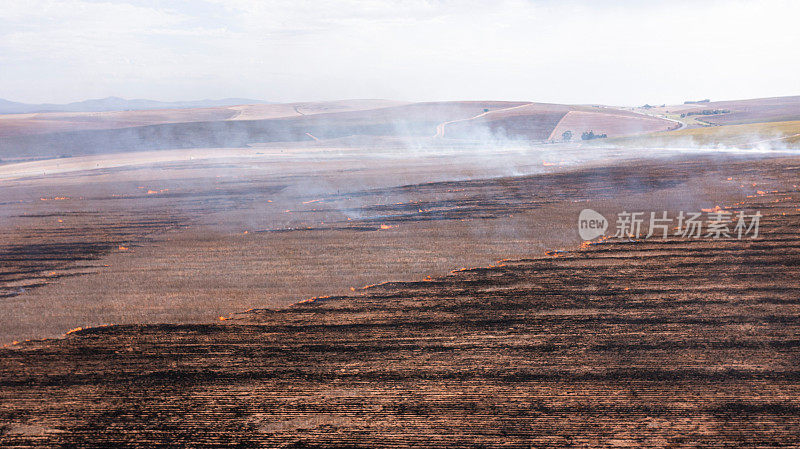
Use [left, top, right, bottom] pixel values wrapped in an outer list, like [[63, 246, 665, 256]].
[[548, 108, 678, 140], [0, 100, 681, 162], [609, 119, 800, 148], [0, 100, 409, 138], [677, 96, 800, 125], [641, 96, 800, 126], [440, 103, 675, 141], [0, 101, 532, 162], [227, 100, 409, 121]]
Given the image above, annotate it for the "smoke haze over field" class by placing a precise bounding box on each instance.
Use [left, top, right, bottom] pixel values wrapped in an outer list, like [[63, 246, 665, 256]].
[[1, 0, 798, 106]]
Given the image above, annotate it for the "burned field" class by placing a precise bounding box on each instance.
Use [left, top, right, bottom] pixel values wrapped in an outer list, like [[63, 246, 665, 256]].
[[1, 156, 800, 447], [0, 151, 778, 343]]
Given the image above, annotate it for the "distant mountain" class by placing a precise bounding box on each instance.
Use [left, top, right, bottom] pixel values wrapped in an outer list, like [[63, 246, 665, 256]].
[[0, 97, 271, 114]]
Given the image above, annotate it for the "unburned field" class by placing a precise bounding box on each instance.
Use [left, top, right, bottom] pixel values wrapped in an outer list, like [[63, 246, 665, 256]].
[[549, 108, 678, 140], [439, 103, 675, 141], [0, 101, 529, 161], [0, 100, 677, 163], [671, 96, 800, 126], [610, 120, 800, 148], [0, 100, 409, 138]]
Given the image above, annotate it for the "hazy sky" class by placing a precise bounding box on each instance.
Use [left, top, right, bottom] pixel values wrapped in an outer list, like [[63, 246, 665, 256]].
[[1, 0, 798, 105]]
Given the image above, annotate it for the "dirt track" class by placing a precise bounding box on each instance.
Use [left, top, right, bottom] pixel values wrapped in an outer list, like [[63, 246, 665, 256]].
[[1, 156, 799, 447], [433, 103, 533, 138]]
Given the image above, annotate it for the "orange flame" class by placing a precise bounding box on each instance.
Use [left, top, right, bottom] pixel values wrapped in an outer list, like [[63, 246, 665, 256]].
[[298, 295, 333, 304], [701, 205, 724, 213]]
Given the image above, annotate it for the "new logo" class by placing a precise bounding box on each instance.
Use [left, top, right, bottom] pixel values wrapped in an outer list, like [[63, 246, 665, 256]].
[[578, 209, 608, 241]]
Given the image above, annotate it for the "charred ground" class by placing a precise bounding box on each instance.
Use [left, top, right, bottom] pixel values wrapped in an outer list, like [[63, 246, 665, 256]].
[[1, 156, 799, 447]]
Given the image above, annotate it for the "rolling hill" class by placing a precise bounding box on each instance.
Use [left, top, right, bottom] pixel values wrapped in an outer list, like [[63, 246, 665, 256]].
[[0, 96, 270, 114], [664, 96, 800, 126]]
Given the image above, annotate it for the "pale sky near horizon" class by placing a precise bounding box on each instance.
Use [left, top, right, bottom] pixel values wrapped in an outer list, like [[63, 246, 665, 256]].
[[1, 0, 798, 106]]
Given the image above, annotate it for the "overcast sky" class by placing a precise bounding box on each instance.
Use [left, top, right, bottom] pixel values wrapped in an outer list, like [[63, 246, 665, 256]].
[[1, 0, 798, 106]]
